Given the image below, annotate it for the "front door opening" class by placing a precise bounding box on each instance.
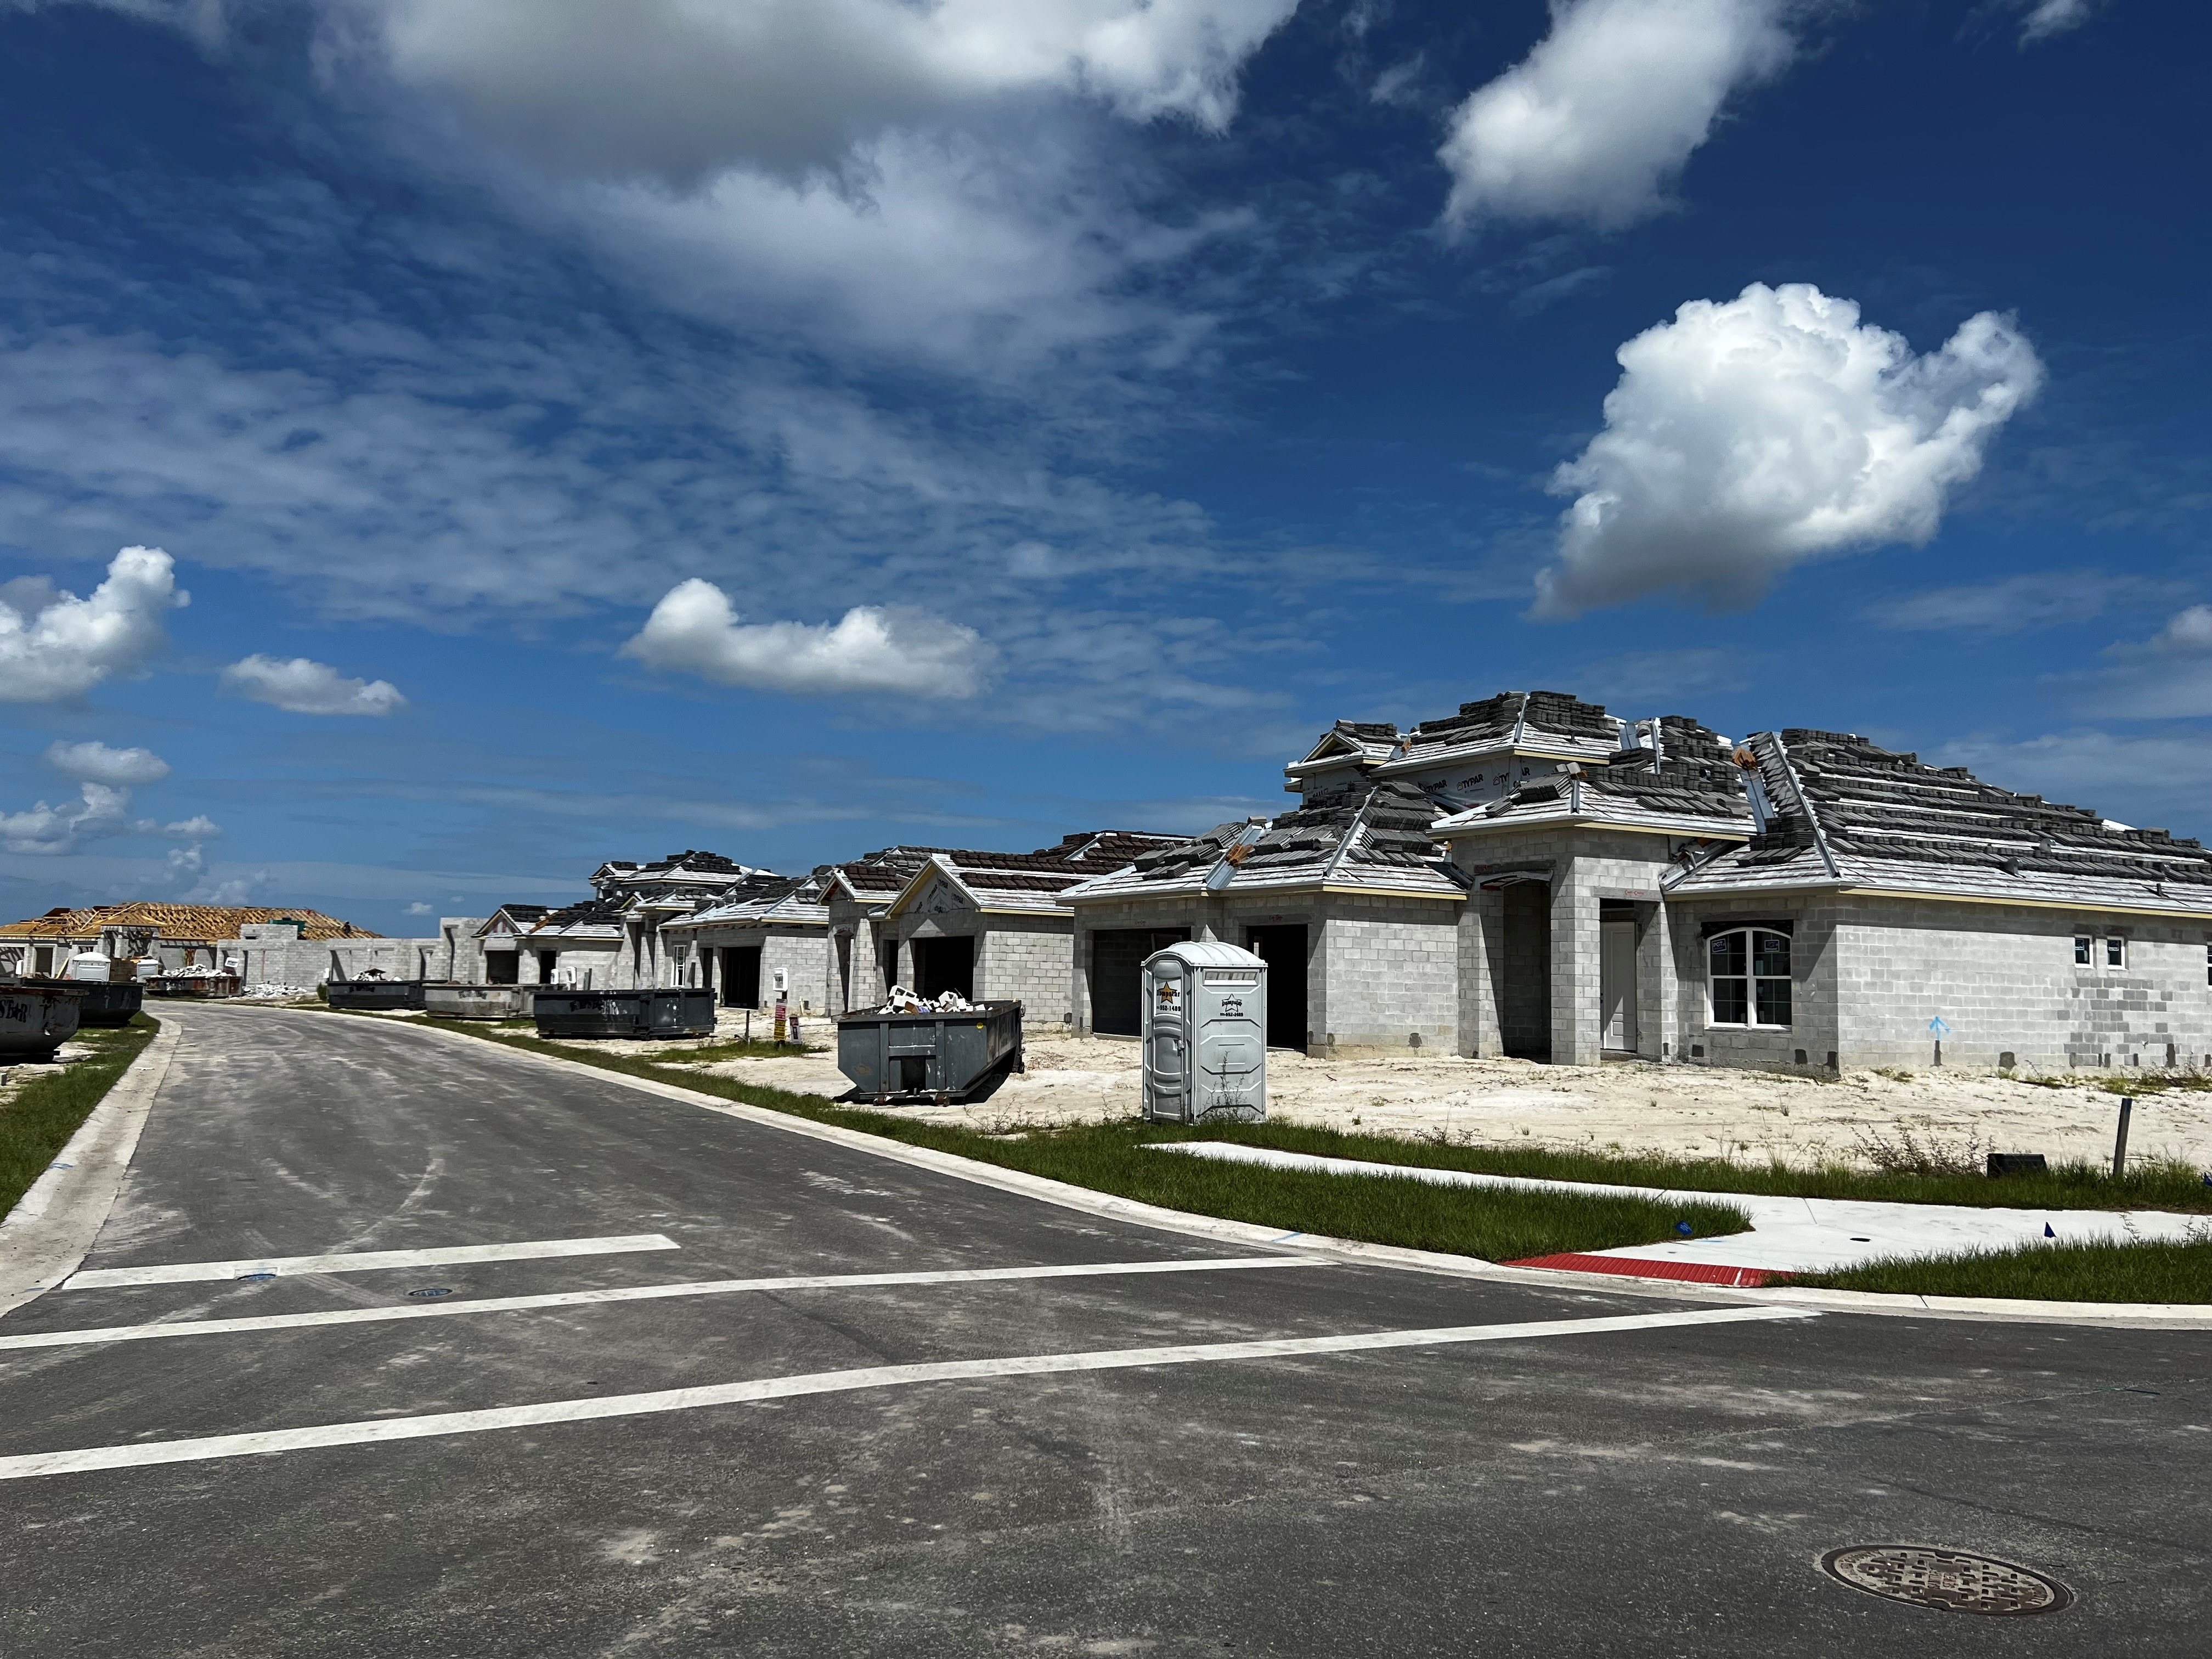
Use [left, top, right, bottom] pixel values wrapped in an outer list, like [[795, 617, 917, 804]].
[[912, 935, 975, 1002], [1600, 906, 1639, 1053], [1500, 884, 1551, 1062], [1242, 924, 1308, 1051]]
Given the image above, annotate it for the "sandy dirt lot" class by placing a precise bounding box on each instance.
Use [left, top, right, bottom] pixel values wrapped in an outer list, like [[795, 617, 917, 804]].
[[667, 1026, 2212, 1174]]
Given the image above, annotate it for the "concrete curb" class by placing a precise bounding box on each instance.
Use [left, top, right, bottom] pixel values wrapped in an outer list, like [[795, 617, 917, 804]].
[[291, 1009, 2212, 1331], [0, 1020, 180, 1318]]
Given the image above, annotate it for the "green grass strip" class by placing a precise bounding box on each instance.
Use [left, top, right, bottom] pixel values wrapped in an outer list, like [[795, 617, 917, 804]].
[[0, 1014, 157, 1219], [405, 1018, 1747, 1262], [1795, 1238, 2212, 1304], [1170, 1121, 2212, 1214]]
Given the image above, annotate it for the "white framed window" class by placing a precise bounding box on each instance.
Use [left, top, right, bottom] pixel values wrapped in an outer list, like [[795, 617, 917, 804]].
[[2104, 936, 2127, 969], [1708, 928, 1791, 1028], [2073, 935, 2091, 966]]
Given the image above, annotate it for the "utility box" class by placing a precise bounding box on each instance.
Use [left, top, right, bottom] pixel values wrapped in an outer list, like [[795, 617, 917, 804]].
[[1141, 940, 1267, 1124]]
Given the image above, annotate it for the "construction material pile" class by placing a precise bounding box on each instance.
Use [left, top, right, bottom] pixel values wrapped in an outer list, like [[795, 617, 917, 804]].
[[873, 985, 978, 1014]]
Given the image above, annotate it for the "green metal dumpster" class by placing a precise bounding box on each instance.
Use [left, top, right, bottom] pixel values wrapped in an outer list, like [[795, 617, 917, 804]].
[[835, 1000, 1024, 1104], [533, 987, 716, 1039]]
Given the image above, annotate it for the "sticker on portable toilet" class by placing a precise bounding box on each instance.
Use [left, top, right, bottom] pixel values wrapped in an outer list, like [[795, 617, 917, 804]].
[[1156, 982, 1178, 1008]]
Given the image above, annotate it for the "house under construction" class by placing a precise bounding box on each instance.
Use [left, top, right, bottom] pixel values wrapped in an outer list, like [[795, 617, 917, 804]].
[[1066, 691, 2212, 1073]]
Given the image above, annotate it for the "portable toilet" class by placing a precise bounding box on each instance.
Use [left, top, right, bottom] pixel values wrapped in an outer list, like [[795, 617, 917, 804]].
[[1141, 940, 1267, 1124]]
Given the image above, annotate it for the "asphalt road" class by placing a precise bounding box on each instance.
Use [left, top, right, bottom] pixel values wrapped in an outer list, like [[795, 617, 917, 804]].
[[0, 1005, 2204, 1657]]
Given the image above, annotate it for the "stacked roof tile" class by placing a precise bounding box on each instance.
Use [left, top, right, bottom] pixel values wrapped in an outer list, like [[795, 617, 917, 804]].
[[1672, 730, 2212, 912], [674, 872, 831, 930], [1065, 780, 1465, 901]]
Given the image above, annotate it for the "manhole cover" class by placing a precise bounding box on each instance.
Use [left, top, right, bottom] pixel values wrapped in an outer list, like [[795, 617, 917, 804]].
[[1820, 1546, 2072, 1615], [406, 1286, 454, 1300]]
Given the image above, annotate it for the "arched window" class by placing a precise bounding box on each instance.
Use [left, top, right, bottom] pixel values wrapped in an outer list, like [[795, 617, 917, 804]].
[[1709, 929, 1791, 1027]]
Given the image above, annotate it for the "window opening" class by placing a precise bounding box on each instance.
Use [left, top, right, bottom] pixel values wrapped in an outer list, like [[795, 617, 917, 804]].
[[1708, 928, 1790, 1027], [2105, 936, 2126, 969], [2074, 935, 2091, 966]]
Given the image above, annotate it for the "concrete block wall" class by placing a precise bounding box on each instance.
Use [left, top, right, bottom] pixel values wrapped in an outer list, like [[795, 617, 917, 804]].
[[520, 944, 618, 988], [1831, 898, 2212, 1073], [1667, 897, 1841, 1075], [1442, 827, 1680, 1067], [1457, 891, 1500, 1058], [1548, 838, 1677, 1066], [1635, 900, 1676, 1064], [682, 927, 833, 1011], [978, 915, 1078, 1025], [233, 934, 454, 990], [825, 899, 896, 1010], [1312, 897, 1459, 1052]]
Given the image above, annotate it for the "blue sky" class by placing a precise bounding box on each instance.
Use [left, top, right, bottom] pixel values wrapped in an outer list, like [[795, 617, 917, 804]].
[[2, 0, 2207, 935]]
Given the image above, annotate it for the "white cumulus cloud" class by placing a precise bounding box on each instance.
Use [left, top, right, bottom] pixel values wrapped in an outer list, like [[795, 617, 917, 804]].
[[620, 578, 991, 699], [1439, 0, 1794, 232], [0, 545, 186, 702], [219, 653, 407, 715], [1533, 283, 2044, 617], [44, 739, 172, 786]]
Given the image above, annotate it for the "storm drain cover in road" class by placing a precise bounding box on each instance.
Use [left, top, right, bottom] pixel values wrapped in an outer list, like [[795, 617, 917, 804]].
[[1820, 1546, 2072, 1615], [406, 1287, 454, 1300]]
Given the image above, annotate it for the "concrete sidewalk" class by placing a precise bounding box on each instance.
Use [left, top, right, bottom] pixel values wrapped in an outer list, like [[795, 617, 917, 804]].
[[1156, 1141, 2211, 1277]]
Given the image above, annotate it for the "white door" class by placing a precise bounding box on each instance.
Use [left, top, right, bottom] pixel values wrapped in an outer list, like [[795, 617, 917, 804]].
[[1600, 920, 1638, 1052]]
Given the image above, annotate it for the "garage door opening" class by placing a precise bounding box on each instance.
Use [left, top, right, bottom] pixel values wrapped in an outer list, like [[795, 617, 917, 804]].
[[1088, 927, 1190, 1036], [912, 935, 975, 1001], [1243, 924, 1308, 1051]]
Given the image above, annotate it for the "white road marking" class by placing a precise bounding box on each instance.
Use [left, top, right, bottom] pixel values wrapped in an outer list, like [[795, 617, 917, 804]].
[[0, 1305, 1812, 1481], [60, 1234, 680, 1290], [1, 1256, 1330, 1351]]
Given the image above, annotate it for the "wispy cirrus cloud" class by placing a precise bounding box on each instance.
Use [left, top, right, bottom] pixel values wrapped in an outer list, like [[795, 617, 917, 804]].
[[1865, 571, 2193, 635]]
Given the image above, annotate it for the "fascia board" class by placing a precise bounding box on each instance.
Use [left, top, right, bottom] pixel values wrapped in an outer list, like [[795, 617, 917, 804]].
[[1832, 884, 2212, 921], [1318, 883, 1465, 901], [1071, 875, 1459, 903]]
